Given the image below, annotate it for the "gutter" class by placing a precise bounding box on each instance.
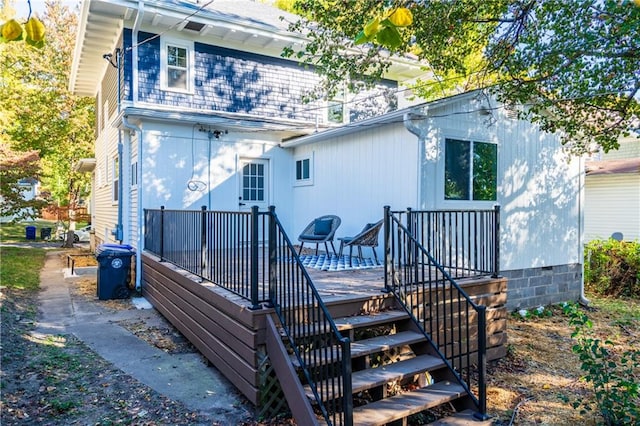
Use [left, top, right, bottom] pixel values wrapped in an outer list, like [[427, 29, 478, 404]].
[[122, 115, 143, 292], [132, 1, 144, 105]]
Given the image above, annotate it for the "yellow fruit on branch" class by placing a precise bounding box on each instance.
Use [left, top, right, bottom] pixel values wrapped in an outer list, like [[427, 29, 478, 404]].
[[388, 8, 413, 27], [25, 17, 45, 43], [1, 19, 23, 41]]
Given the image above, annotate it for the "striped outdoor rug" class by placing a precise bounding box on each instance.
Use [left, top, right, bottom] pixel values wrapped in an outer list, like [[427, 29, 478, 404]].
[[298, 254, 382, 271]]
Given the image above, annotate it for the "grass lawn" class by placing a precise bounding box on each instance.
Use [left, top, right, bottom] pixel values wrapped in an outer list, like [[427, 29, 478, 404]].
[[0, 220, 89, 244], [0, 220, 59, 243], [0, 246, 46, 291]]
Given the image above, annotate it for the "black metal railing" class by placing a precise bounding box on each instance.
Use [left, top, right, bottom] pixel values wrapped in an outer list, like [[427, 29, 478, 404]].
[[144, 206, 269, 307], [397, 206, 500, 279], [144, 206, 352, 425], [268, 208, 353, 426], [383, 205, 492, 419]]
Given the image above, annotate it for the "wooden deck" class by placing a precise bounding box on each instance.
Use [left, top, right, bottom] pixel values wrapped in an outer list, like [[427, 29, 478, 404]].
[[141, 252, 508, 412]]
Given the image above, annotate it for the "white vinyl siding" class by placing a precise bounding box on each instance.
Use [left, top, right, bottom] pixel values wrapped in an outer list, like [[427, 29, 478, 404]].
[[585, 174, 640, 242]]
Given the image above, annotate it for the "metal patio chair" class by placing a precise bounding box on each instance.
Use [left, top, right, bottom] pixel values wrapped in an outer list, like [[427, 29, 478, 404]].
[[297, 215, 341, 256], [338, 219, 384, 266]]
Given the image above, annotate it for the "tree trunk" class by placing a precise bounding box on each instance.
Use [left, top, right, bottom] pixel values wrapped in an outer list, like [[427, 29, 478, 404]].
[[62, 230, 74, 248]]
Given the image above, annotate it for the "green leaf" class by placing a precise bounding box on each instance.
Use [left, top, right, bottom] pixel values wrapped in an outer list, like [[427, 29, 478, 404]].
[[376, 26, 402, 49], [25, 38, 45, 49], [354, 30, 373, 45]]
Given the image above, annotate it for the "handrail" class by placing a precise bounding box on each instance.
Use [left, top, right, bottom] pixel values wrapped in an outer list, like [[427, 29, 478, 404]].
[[384, 206, 489, 419], [267, 207, 352, 426], [143, 205, 352, 425]]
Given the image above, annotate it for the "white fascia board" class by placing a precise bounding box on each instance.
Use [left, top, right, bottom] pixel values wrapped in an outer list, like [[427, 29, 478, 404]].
[[69, 0, 91, 93], [117, 106, 317, 132], [282, 90, 484, 148]]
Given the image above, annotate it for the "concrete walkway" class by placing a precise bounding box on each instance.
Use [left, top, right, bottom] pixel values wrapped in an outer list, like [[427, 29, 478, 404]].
[[32, 250, 252, 424]]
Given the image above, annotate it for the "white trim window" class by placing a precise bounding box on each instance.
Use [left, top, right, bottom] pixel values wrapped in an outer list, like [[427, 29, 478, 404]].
[[444, 138, 497, 201], [294, 153, 313, 186], [327, 85, 347, 124], [130, 161, 138, 188], [112, 156, 119, 203], [160, 38, 194, 93]]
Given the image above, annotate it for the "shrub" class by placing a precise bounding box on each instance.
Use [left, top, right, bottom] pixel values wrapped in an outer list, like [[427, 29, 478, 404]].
[[564, 303, 640, 425], [584, 239, 640, 298]]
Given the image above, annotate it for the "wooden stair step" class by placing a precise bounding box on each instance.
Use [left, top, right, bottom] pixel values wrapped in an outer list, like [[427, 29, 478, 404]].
[[333, 310, 410, 331], [351, 381, 466, 426], [304, 354, 446, 400], [350, 330, 425, 358], [291, 330, 425, 367], [430, 408, 493, 425], [279, 310, 409, 338]]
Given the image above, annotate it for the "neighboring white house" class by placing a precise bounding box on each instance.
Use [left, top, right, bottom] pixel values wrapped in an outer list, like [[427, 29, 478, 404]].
[[0, 178, 40, 223], [584, 136, 640, 242], [70, 0, 585, 309]]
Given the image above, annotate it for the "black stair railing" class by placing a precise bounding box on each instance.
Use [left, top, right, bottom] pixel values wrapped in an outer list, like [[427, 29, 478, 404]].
[[144, 206, 352, 425], [383, 205, 496, 420], [267, 207, 353, 426]]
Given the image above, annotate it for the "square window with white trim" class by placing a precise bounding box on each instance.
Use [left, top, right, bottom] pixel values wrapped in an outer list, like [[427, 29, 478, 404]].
[[444, 138, 497, 201], [160, 38, 194, 93], [294, 154, 314, 186]]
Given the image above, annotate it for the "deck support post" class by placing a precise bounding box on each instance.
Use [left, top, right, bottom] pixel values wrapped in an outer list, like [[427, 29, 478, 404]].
[[200, 205, 207, 278], [474, 304, 489, 420], [267, 206, 277, 308], [159, 205, 165, 262], [382, 206, 391, 293], [341, 337, 354, 426], [491, 205, 501, 278], [249, 205, 261, 310]]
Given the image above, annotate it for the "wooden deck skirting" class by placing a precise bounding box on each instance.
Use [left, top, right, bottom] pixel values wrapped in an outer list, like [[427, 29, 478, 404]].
[[141, 252, 508, 406]]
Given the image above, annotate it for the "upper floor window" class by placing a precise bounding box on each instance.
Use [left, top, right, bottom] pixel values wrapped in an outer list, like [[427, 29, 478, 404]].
[[327, 86, 346, 124], [161, 38, 194, 93], [444, 138, 497, 201]]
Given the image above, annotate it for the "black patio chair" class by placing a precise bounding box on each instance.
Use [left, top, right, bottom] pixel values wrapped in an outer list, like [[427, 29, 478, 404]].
[[338, 219, 383, 266], [297, 215, 341, 256]]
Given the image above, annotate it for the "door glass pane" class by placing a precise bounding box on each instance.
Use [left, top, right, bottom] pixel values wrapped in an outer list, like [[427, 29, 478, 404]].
[[242, 161, 266, 202]]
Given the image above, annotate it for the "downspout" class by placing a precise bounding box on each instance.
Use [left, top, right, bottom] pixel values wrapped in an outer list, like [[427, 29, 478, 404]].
[[122, 116, 143, 292], [403, 110, 429, 208], [578, 155, 589, 305], [114, 48, 124, 242], [121, 3, 144, 291], [132, 1, 143, 105]]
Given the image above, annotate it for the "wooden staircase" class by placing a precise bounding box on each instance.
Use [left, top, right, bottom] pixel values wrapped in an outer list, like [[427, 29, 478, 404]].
[[267, 301, 493, 426]]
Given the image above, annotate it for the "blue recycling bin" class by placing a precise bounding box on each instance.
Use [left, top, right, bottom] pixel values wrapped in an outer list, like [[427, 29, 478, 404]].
[[25, 226, 36, 240], [95, 244, 135, 300]]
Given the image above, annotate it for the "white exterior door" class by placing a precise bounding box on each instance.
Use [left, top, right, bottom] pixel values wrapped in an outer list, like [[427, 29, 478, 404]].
[[238, 158, 269, 211]]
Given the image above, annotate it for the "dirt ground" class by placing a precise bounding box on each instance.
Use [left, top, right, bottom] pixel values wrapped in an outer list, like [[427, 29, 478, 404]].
[[1, 249, 638, 425]]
